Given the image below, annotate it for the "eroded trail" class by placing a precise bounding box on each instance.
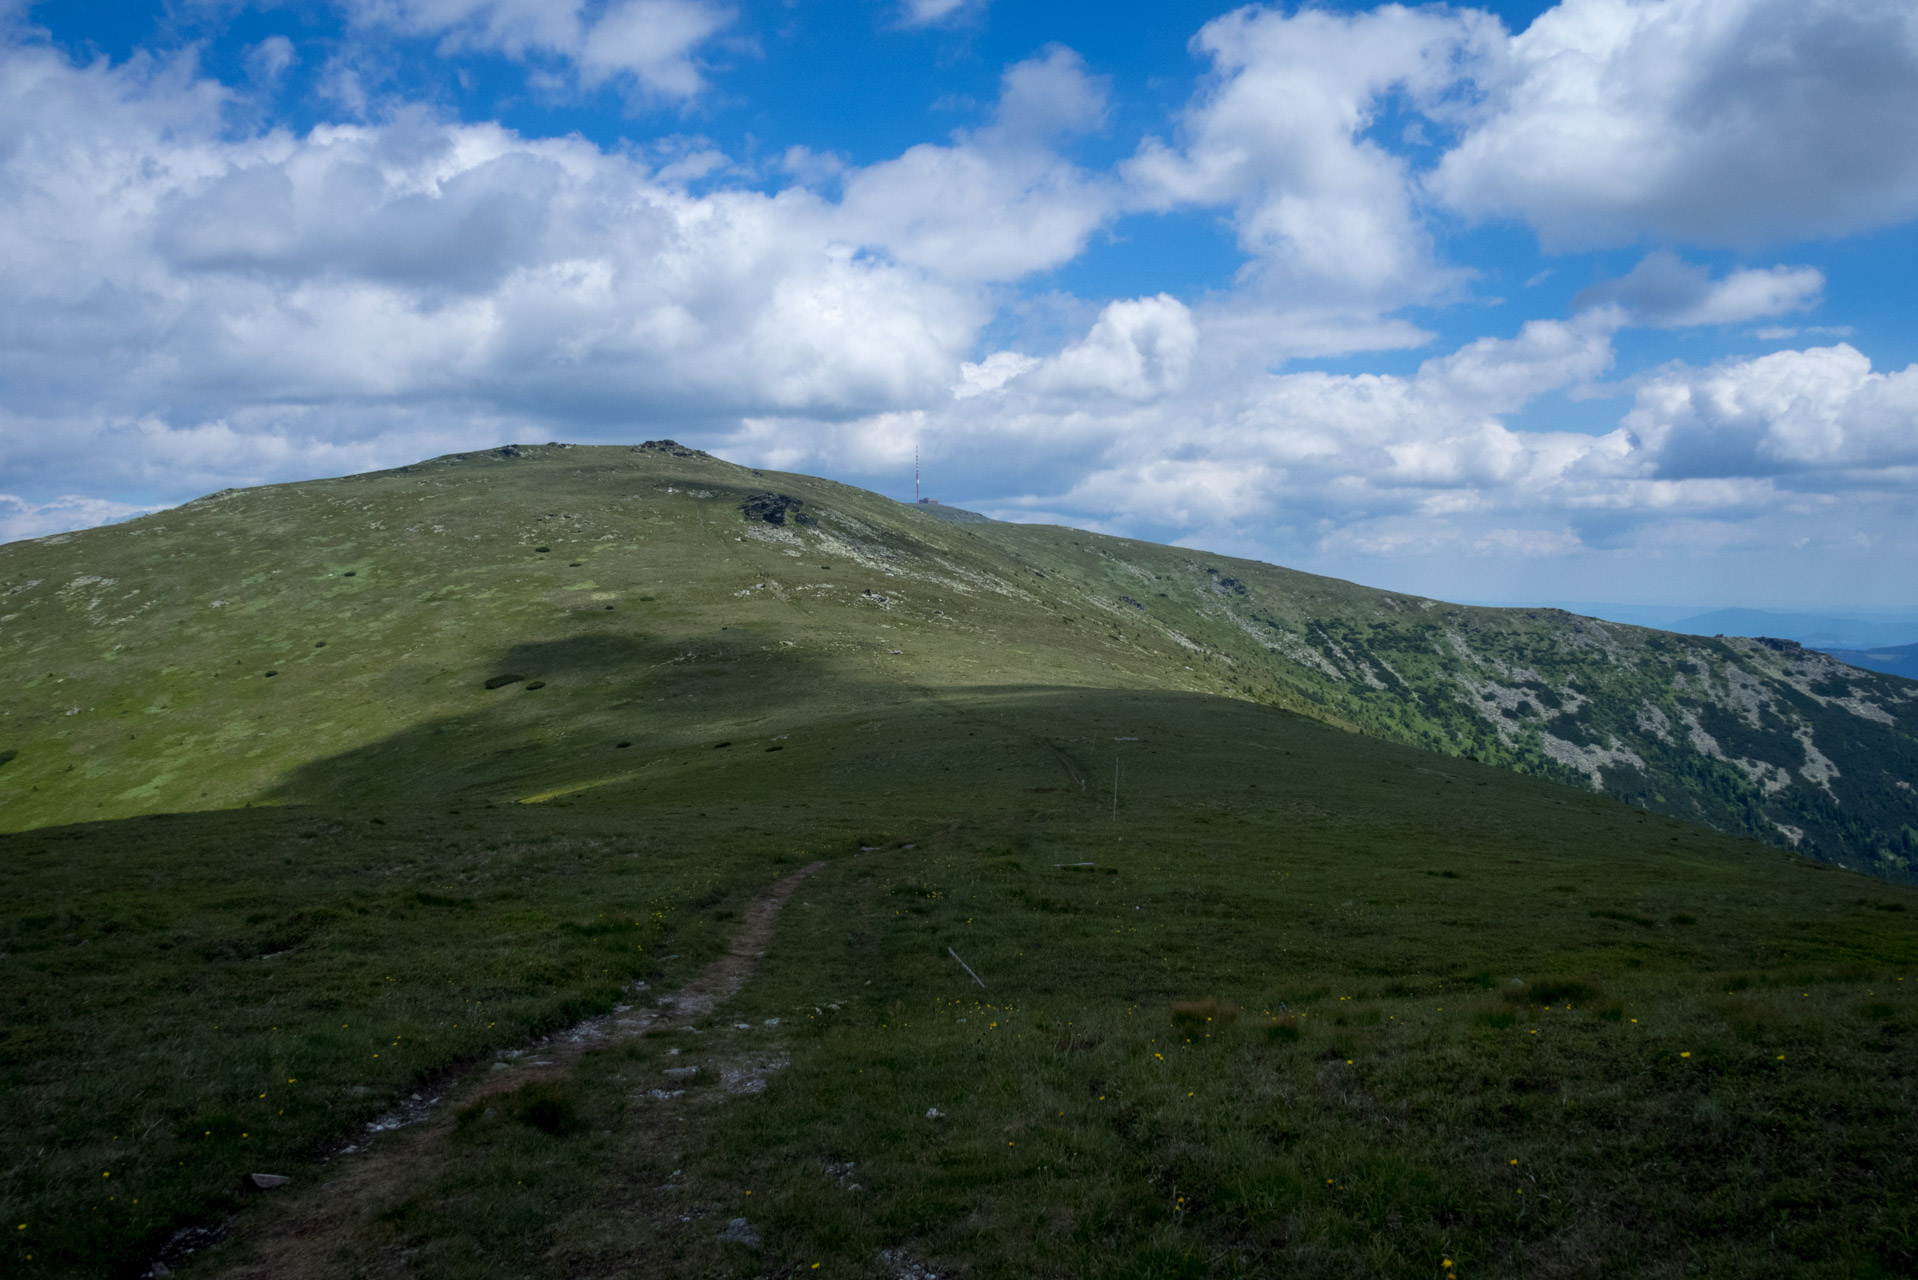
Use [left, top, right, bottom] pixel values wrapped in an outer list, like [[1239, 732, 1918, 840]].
[[186, 860, 826, 1280]]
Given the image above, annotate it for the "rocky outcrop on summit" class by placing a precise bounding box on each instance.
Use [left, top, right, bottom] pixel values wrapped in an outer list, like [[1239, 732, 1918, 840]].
[[634, 439, 707, 458]]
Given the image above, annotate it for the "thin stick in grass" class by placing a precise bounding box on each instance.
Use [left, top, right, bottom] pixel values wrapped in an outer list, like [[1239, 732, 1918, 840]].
[[948, 946, 986, 989]]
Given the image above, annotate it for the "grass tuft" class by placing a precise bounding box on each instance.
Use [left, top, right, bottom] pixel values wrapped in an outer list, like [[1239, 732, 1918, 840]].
[[1170, 997, 1239, 1033]]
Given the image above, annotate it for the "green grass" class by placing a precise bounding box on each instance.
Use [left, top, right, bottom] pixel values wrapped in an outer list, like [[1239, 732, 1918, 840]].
[[2, 446, 1916, 1275], [8, 687, 1917, 1276], [0, 444, 1912, 872], [0, 802, 791, 1275]]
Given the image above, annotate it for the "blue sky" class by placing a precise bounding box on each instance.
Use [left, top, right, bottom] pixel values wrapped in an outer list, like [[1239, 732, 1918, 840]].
[[3, 0, 1917, 616]]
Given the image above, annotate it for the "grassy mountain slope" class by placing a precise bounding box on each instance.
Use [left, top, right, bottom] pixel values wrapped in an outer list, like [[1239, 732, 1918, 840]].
[[1, 443, 1913, 876], [8, 686, 1918, 1278], [4, 443, 1918, 1277]]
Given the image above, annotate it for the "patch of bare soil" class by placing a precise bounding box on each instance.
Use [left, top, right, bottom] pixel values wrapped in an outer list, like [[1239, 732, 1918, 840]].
[[181, 861, 824, 1280]]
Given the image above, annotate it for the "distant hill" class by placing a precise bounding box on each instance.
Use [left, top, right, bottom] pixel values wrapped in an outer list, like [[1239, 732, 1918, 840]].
[[1822, 641, 1918, 679], [1, 442, 1914, 878], [1670, 607, 1918, 652], [1535, 602, 1918, 652]]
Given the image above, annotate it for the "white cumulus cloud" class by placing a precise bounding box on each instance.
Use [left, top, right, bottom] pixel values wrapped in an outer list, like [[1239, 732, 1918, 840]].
[[1126, 4, 1500, 306], [0, 36, 1115, 504], [773, 299, 1915, 586], [1573, 252, 1823, 327], [0, 493, 161, 544], [338, 0, 734, 99], [1431, 0, 1918, 248], [1623, 344, 1918, 479], [1026, 295, 1199, 401], [836, 46, 1116, 282]]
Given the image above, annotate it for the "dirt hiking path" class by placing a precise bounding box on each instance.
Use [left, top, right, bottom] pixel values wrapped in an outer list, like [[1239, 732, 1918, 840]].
[[177, 860, 826, 1280]]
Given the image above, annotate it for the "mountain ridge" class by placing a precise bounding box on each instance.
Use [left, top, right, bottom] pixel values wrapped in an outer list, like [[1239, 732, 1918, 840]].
[[1, 441, 1914, 877], [1815, 640, 1918, 679]]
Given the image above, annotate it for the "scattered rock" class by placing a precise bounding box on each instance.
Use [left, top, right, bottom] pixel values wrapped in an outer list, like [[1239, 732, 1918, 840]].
[[484, 673, 525, 690], [740, 492, 816, 527], [496, 445, 524, 458], [878, 1247, 942, 1279], [925, 1106, 944, 1119], [244, 1173, 291, 1190], [0, 749, 18, 768], [146, 1223, 229, 1277], [716, 1218, 760, 1248]]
